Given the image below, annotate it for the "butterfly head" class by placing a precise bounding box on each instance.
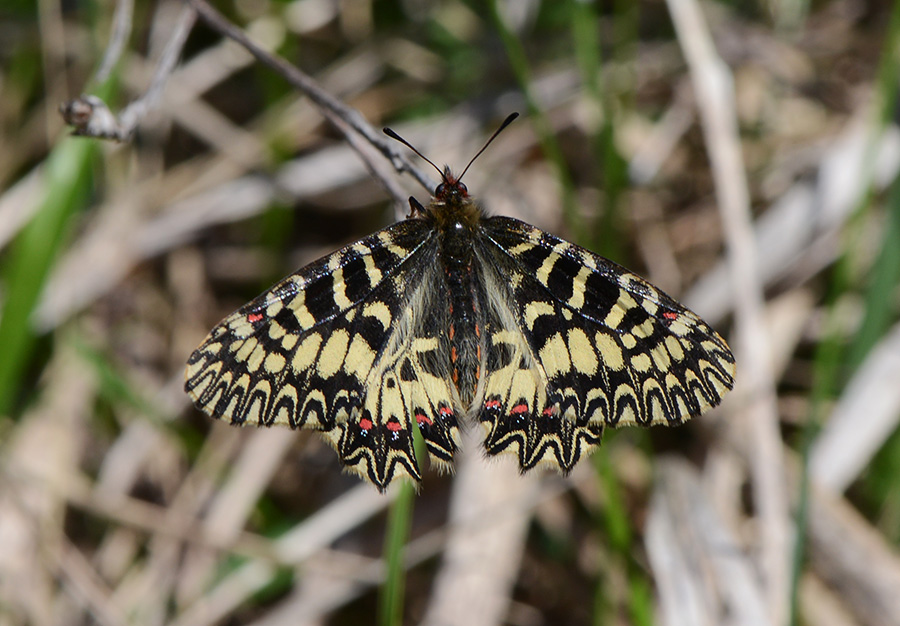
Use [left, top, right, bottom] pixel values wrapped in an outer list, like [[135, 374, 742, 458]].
[[434, 167, 469, 205], [383, 112, 519, 211]]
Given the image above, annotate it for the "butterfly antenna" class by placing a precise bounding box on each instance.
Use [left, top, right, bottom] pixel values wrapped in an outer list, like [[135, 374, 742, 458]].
[[383, 127, 444, 179], [458, 112, 519, 182]]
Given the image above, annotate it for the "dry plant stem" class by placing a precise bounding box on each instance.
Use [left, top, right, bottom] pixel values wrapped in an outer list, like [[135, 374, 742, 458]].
[[421, 428, 535, 626], [38, 0, 66, 141], [187, 0, 436, 195], [328, 113, 410, 218], [171, 485, 392, 626], [809, 320, 900, 492], [805, 480, 900, 626], [686, 120, 900, 324], [61, 5, 197, 141], [60, 475, 277, 561], [56, 539, 128, 626], [778, 451, 900, 626], [648, 458, 768, 626], [117, 5, 196, 132], [95, 0, 134, 83], [665, 0, 790, 622], [0, 342, 96, 625]]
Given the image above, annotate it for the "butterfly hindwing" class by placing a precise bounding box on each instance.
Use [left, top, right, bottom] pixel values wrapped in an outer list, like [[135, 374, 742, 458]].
[[473, 217, 735, 471], [185, 220, 460, 490], [473, 248, 604, 472]]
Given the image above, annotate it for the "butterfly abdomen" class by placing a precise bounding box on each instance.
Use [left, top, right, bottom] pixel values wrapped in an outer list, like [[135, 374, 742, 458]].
[[438, 215, 484, 406]]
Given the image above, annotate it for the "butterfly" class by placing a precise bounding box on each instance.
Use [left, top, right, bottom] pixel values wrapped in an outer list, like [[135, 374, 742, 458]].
[[185, 113, 735, 491]]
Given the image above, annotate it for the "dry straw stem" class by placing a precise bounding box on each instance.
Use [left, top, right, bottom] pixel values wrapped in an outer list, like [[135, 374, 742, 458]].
[[0, 342, 99, 625], [686, 118, 900, 324], [170, 485, 391, 626], [666, 0, 790, 622], [94, 0, 133, 83], [798, 574, 861, 626], [804, 480, 900, 626], [810, 322, 900, 492], [60, 5, 196, 141], [186, 0, 435, 198], [58, 0, 430, 206], [420, 428, 536, 626], [647, 458, 769, 626]]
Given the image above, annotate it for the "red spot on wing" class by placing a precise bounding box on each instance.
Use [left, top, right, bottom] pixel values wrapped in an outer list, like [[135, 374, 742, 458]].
[[247, 312, 264, 323], [359, 417, 373, 431], [386, 420, 402, 432], [510, 403, 529, 415], [415, 412, 433, 426], [542, 407, 555, 417], [484, 399, 501, 410], [663, 311, 678, 320]]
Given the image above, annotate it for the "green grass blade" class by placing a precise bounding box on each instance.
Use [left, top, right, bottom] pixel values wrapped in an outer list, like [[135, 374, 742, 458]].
[[0, 135, 98, 416], [378, 422, 425, 626], [592, 448, 653, 626], [571, 0, 631, 258], [488, 0, 581, 235], [848, 178, 900, 369]]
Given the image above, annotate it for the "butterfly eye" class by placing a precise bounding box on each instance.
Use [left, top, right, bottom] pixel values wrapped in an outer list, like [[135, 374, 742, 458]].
[[457, 182, 467, 194], [435, 183, 446, 196]]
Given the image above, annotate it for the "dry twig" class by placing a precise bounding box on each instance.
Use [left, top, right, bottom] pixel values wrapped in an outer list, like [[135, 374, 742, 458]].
[[60, 5, 197, 141], [666, 0, 790, 621]]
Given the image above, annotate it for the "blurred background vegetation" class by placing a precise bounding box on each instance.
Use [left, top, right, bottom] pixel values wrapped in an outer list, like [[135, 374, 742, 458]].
[[1, 0, 899, 624]]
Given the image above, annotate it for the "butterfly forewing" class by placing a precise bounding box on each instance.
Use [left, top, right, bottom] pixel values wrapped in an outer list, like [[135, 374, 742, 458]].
[[185, 219, 461, 490]]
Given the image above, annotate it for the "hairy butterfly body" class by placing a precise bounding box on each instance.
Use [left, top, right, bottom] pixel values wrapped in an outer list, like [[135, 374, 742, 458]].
[[185, 114, 735, 491]]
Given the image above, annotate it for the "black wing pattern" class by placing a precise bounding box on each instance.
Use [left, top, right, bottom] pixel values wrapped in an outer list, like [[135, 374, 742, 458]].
[[185, 220, 461, 490], [473, 216, 735, 472]]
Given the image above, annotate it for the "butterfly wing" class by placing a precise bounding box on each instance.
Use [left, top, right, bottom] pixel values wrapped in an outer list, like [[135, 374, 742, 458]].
[[474, 216, 735, 471], [185, 220, 460, 490]]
